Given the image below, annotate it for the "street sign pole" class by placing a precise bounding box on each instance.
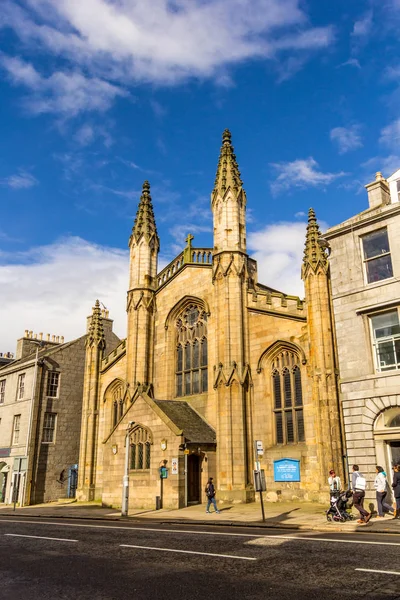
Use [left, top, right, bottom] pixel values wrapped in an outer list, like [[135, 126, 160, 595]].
[[254, 440, 266, 523]]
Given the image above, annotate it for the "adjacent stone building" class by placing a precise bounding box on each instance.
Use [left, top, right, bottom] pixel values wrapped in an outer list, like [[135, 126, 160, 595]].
[[325, 170, 400, 506], [77, 130, 344, 510], [0, 316, 119, 505]]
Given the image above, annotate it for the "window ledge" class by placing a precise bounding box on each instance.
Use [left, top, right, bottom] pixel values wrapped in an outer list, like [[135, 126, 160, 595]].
[[129, 469, 151, 473]]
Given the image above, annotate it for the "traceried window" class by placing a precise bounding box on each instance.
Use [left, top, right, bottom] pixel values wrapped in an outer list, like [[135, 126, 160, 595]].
[[175, 304, 208, 397], [42, 412, 57, 443], [46, 372, 60, 397], [17, 374, 25, 400], [272, 352, 305, 445], [370, 310, 400, 372], [362, 229, 393, 284], [130, 427, 152, 470], [0, 380, 5, 404]]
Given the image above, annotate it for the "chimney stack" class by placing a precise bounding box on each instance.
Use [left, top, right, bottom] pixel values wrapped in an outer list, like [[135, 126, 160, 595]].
[[365, 172, 390, 209]]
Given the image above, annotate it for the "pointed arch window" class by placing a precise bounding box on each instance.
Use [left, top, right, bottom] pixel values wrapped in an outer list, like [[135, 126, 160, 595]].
[[271, 352, 305, 445], [176, 304, 208, 397], [130, 426, 152, 470], [111, 385, 124, 429]]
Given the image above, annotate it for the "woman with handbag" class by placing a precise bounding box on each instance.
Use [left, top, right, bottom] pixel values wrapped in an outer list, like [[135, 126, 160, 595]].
[[374, 465, 395, 518]]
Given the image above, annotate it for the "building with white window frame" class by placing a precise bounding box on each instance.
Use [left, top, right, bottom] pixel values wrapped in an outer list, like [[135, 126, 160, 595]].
[[0, 320, 119, 506], [325, 170, 400, 509]]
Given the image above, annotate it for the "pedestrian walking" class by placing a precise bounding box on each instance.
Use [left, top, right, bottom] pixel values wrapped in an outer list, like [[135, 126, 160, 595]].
[[205, 477, 220, 514], [351, 464, 371, 524], [392, 464, 400, 519], [374, 465, 395, 518], [328, 469, 341, 494]]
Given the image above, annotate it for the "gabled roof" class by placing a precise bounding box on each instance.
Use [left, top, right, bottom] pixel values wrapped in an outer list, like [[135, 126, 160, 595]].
[[154, 399, 216, 444], [0, 335, 86, 374]]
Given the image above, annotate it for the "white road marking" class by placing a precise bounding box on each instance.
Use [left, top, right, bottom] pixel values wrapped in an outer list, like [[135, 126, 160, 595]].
[[4, 533, 78, 543], [356, 568, 400, 576], [0, 519, 399, 547], [120, 543, 256, 560]]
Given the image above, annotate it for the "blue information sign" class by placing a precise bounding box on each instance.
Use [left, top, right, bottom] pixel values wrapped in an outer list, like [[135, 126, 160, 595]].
[[274, 459, 300, 482]]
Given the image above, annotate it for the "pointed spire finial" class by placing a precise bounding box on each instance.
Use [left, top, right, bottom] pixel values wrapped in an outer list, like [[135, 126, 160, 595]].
[[213, 129, 244, 200], [130, 180, 159, 247], [302, 208, 328, 279], [86, 299, 106, 349]]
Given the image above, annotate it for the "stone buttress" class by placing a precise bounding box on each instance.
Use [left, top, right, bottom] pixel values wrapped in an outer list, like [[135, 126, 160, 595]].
[[77, 300, 106, 501], [212, 130, 253, 502], [126, 181, 159, 396], [302, 209, 344, 485]]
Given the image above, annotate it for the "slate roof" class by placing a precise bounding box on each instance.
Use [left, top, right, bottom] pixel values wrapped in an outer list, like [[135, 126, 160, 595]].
[[154, 400, 216, 444]]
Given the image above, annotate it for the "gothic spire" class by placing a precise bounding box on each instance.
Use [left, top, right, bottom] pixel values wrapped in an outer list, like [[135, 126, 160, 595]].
[[86, 299, 106, 349], [301, 208, 329, 279], [130, 181, 159, 246], [212, 129, 244, 200]]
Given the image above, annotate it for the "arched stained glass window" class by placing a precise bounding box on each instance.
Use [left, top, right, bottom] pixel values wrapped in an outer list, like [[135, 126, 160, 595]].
[[271, 352, 305, 445], [175, 303, 208, 397]]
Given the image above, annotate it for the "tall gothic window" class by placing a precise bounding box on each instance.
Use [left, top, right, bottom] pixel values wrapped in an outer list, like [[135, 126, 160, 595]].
[[272, 351, 305, 444], [130, 426, 152, 470], [176, 304, 208, 397], [112, 386, 124, 429]]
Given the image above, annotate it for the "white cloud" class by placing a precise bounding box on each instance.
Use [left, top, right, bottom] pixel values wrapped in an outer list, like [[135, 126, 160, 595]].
[[1, 170, 38, 189], [1, 0, 335, 92], [352, 11, 373, 39], [248, 220, 327, 297], [1, 55, 128, 118], [270, 157, 346, 194], [74, 123, 114, 147], [330, 125, 363, 154], [0, 236, 170, 353], [339, 58, 361, 69], [380, 118, 400, 147]]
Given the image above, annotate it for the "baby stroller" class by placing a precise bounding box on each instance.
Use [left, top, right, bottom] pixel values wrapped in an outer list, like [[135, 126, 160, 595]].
[[326, 490, 354, 522]]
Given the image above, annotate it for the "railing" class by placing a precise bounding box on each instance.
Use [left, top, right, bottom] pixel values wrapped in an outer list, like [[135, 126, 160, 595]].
[[157, 248, 213, 289]]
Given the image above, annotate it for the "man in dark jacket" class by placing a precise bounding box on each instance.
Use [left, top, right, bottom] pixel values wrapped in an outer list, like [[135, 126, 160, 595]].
[[392, 464, 400, 518]]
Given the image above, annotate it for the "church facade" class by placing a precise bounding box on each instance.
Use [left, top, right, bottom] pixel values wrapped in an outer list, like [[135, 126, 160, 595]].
[[77, 130, 344, 509]]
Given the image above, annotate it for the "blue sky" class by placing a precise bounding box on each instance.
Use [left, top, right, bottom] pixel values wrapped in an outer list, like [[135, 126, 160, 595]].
[[1, 0, 399, 350]]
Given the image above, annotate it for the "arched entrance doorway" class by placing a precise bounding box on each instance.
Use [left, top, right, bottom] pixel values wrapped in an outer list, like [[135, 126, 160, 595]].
[[0, 462, 9, 503], [374, 408, 400, 481], [187, 453, 201, 504]]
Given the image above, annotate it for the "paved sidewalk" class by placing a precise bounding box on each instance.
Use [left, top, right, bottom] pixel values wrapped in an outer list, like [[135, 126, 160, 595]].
[[0, 499, 399, 534]]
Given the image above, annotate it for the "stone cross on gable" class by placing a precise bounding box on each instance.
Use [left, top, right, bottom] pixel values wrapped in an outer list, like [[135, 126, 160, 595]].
[[185, 233, 194, 249]]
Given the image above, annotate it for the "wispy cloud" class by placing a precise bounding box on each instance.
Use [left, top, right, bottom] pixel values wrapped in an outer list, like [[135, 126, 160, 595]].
[[362, 155, 400, 178], [330, 125, 363, 154], [270, 158, 346, 194], [0, 0, 335, 96], [380, 118, 400, 147], [1, 55, 128, 118], [351, 11, 373, 39], [339, 58, 361, 70], [1, 170, 38, 189]]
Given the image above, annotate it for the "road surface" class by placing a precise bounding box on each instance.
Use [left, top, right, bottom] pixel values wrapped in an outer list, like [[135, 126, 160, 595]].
[[0, 517, 399, 599]]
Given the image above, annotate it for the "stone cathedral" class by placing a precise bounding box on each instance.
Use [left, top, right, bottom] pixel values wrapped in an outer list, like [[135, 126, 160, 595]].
[[77, 130, 344, 508]]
